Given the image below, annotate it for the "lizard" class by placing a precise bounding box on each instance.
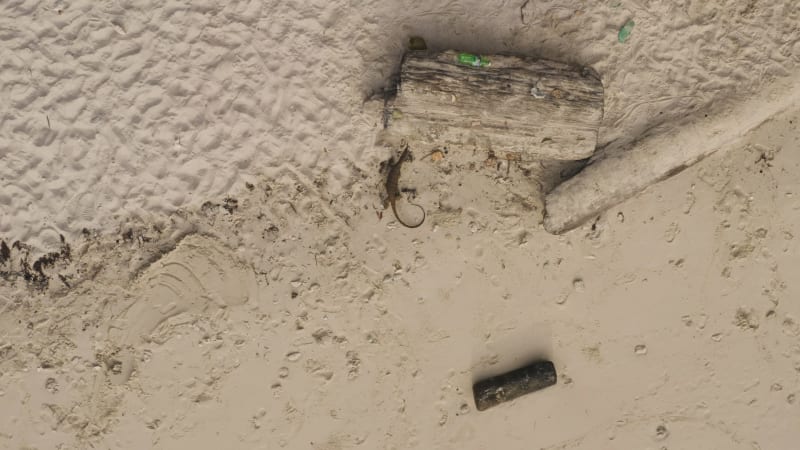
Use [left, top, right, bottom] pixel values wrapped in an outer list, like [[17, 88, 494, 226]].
[[385, 144, 426, 228]]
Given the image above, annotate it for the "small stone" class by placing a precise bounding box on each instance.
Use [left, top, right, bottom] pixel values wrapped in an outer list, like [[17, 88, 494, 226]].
[[278, 367, 289, 378], [634, 344, 647, 355]]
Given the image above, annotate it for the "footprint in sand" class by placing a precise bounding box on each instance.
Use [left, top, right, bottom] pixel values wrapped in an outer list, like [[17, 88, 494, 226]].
[[107, 235, 258, 385]]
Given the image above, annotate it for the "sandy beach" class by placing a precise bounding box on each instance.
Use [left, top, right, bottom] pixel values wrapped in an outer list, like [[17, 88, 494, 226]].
[[1, 0, 799, 448]]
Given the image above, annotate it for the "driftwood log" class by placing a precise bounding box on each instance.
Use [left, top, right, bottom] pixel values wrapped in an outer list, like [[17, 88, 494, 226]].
[[473, 360, 557, 411], [544, 72, 800, 234], [384, 50, 604, 161]]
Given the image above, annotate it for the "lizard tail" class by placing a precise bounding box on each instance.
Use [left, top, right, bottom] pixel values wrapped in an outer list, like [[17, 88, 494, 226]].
[[392, 201, 425, 228]]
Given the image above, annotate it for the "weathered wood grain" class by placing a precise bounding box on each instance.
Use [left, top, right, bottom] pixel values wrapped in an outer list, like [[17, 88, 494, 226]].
[[544, 72, 800, 234], [384, 50, 604, 160]]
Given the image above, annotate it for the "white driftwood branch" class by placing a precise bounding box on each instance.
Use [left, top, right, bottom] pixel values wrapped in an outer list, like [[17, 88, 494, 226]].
[[544, 73, 800, 234]]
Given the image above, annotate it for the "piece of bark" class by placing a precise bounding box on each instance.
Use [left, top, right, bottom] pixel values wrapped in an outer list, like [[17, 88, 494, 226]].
[[473, 360, 557, 411], [385, 50, 603, 161], [544, 73, 800, 234]]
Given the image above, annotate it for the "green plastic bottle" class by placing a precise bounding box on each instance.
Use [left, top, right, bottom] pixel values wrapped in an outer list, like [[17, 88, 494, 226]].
[[457, 52, 491, 67]]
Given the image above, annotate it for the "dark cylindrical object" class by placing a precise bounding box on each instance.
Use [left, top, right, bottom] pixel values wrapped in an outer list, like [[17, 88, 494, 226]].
[[473, 360, 557, 411]]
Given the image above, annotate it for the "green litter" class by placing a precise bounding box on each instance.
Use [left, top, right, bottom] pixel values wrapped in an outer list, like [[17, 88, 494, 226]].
[[456, 52, 491, 68], [618, 19, 634, 43]]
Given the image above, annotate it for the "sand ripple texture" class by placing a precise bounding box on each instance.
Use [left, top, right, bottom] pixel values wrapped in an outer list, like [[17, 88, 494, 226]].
[[1, 0, 799, 250]]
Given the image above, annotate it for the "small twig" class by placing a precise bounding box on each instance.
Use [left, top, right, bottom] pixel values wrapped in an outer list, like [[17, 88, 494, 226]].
[[46, 115, 51, 129], [58, 274, 71, 289]]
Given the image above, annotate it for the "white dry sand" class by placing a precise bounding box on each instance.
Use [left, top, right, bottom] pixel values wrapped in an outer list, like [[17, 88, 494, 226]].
[[1, 0, 800, 449]]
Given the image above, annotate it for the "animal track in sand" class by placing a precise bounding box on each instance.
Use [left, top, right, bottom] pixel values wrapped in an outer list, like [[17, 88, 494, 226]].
[[105, 234, 258, 385]]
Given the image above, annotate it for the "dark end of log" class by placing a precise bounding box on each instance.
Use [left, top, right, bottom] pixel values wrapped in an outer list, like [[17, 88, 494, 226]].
[[473, 360, 557, 411]]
